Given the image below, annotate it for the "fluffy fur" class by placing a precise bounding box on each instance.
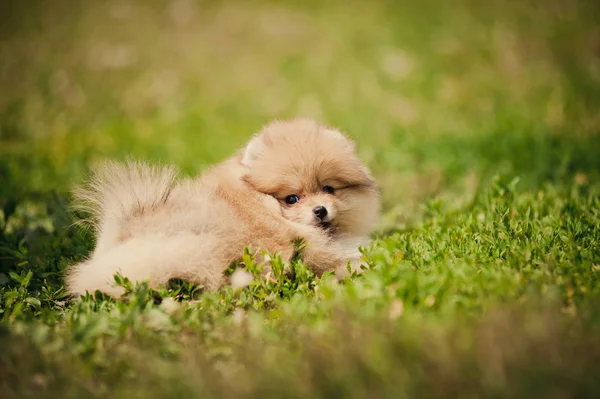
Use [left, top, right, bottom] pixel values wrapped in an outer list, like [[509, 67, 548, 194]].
[[66, 119, 381, 297]]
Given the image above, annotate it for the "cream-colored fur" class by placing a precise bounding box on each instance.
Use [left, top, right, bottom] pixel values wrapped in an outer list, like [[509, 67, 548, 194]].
[[66, 119, 381, 297]]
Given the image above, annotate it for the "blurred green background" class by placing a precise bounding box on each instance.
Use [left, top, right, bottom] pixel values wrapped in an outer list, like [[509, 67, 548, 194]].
[[2, 0, 599, 208]]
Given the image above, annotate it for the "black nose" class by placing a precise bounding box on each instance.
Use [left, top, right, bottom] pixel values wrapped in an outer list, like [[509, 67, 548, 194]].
[[313, 206, 328, 220]]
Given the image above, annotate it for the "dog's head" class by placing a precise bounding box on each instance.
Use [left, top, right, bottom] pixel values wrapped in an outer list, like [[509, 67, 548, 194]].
[[241, 119, 380, 237]]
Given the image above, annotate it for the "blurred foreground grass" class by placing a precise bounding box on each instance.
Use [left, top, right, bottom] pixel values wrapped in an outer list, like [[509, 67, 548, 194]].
[[1, 0, 600, 397]]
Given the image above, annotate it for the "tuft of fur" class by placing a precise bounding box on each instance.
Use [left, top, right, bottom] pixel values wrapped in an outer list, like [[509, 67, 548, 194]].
[[72, 160, 178, 253], [66, 119, 381, 298]]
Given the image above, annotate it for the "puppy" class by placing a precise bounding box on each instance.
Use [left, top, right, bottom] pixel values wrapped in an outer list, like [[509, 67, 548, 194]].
[[66, 119, 380, 297]]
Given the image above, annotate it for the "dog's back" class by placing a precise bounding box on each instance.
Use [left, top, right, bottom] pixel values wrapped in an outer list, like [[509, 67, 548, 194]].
[[66, 160, 264, 297], [66, 161, 218, 297]]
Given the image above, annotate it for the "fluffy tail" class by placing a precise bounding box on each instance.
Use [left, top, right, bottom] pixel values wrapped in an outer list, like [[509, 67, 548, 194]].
[[73, 160, 178, 253]]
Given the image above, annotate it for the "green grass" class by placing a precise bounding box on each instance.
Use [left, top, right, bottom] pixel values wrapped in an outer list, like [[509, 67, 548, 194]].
[[1, 0, 600, 397]]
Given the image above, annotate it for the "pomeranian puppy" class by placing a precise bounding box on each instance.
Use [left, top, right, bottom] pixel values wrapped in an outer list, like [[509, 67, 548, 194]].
[[66, 119, 380, 297]]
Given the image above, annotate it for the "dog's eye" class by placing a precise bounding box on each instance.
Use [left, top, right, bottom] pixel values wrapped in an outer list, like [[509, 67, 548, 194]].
[[285, 195, 300, 205], [322, 185, 335, 195]]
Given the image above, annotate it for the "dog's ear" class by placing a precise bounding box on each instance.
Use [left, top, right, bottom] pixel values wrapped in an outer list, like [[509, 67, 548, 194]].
[[241, 134, 267, 168], [322, 127, 356, 150]]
